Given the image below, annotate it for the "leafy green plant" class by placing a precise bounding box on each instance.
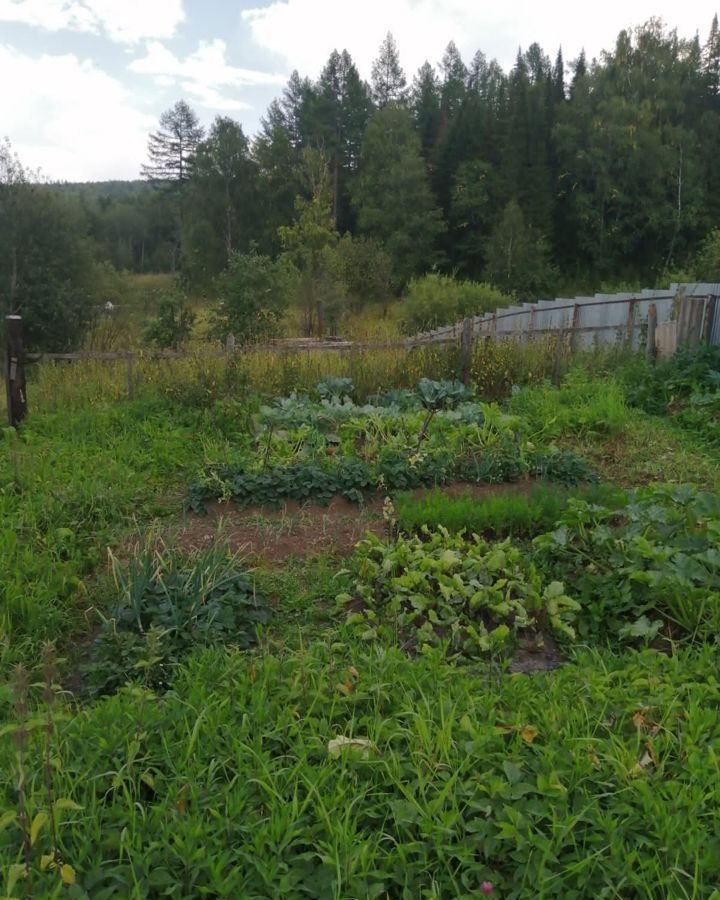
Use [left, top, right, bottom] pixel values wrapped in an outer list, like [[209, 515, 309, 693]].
[[338, 528, 579, 656], [508, 372, 628, 438], [316, 377, 354, 402], [83, 542, 269, 696], [533, 484, 720, 642]]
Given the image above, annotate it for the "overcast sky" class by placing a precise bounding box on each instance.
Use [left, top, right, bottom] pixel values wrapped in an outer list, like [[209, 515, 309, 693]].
[[0, 0, 717, 182]]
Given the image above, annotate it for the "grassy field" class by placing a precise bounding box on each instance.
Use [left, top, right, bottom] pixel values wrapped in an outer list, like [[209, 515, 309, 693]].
[[1, 343, 719, 898]]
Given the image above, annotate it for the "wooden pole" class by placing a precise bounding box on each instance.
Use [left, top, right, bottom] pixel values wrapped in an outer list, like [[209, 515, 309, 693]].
[[552, 328, 564, 388], [646, 303, 657, 363], [570, 303, 581, 351], [701, 296, 717, 345], [5, 315, 27, 426], [625, 297, 637, 348], [225, 333, 236, 357], [126, 352, 134, 400], [460, 317, 473, 386]]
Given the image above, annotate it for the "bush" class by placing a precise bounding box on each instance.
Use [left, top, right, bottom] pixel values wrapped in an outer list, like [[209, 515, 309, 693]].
[[143, 292, 195, 349], [214, 248, 295, 344], [399, 273, 513, 334]]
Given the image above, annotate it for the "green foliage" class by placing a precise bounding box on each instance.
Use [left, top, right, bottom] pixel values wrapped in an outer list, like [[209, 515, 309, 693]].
[[508, 373, 629, 438], [622, 344, 720, 445], [394, 483, 620, 538], [534, 484, 720, 642], [694, 228, 720, 281], [337, 235, 392, 311], [483, 200, 557, 298], [4, 642, 720, 896], [0, 141, 95, 351], [189, 388, 594, 511], [339, 528, 579, 654], [399, 273, 513, 333], [143, 292, 195, 349], [315, 376, 354, 401], [214, 247, 294, 343], [353, 105, 445, 286], [84, 543, 269, 696], [417, 377, 468, 409]]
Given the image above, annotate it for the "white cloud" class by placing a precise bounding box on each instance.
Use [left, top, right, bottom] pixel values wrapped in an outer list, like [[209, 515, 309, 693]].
[[0, 44, 155, 180], [0, 0, 185, 43], [129, 38, 286, 111], [241, 0, 715, 79]]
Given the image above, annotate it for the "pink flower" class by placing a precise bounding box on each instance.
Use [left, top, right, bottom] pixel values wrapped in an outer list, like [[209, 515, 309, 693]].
[[480, 882, 494, 895]]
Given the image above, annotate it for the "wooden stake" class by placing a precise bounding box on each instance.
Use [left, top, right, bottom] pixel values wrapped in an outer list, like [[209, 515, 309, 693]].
[[5, 315, 27, 426], [646, 303, 657, 363], [552, 329, 564, 387], [460, 317, 473, 386]]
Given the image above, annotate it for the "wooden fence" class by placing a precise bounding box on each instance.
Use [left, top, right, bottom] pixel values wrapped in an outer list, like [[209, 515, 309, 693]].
[[3, 281, 719, 425]]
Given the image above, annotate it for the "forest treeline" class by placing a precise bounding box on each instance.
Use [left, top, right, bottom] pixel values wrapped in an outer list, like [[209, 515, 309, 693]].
[[2, 17, 720, 348]]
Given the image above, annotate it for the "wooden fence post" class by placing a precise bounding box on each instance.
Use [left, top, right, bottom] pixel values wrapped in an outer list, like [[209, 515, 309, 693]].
[[570, 303, 581, 351], [625, 297, 637, 348], [125, 352, 135, 400], [5, 315, 27, 426], [701, 296, 717, 345], [646, 303, 657, 363], [225, 333, 236, 357], [460, 317, 473, 386], [552, 328, 564, 388]]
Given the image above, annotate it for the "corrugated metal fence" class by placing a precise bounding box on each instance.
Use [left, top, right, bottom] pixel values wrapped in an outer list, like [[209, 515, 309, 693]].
[[409, 282, 720, 352]]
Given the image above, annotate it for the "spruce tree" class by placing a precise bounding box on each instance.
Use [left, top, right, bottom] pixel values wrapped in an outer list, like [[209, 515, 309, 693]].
[[371, 32, 407, 106], [352, 106, 445, 285]]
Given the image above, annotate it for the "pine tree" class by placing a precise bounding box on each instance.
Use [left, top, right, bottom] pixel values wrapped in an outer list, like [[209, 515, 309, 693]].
[[371, 32, 407, 107], [311, 50, 372, 227]]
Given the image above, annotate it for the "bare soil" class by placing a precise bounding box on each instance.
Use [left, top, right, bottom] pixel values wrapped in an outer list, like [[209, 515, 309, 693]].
[[172, 480, 537, 563]]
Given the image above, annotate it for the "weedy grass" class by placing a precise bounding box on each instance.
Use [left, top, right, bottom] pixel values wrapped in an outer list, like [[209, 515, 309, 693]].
[[508, 372, 628, 439], [1, 642, 718, 898], [0, 399, 232, 671]]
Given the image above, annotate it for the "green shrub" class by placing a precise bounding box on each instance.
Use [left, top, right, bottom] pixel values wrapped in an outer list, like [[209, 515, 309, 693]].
[[213, 248, 295, 344], [399, 273, 513, 333], [143, 292, 195, 349]]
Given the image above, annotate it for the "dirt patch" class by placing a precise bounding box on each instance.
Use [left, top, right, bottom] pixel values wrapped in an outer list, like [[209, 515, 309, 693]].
[[507, 631, 564, 674], [172, 481, 540, 564], [171, 495, 389, 563]]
